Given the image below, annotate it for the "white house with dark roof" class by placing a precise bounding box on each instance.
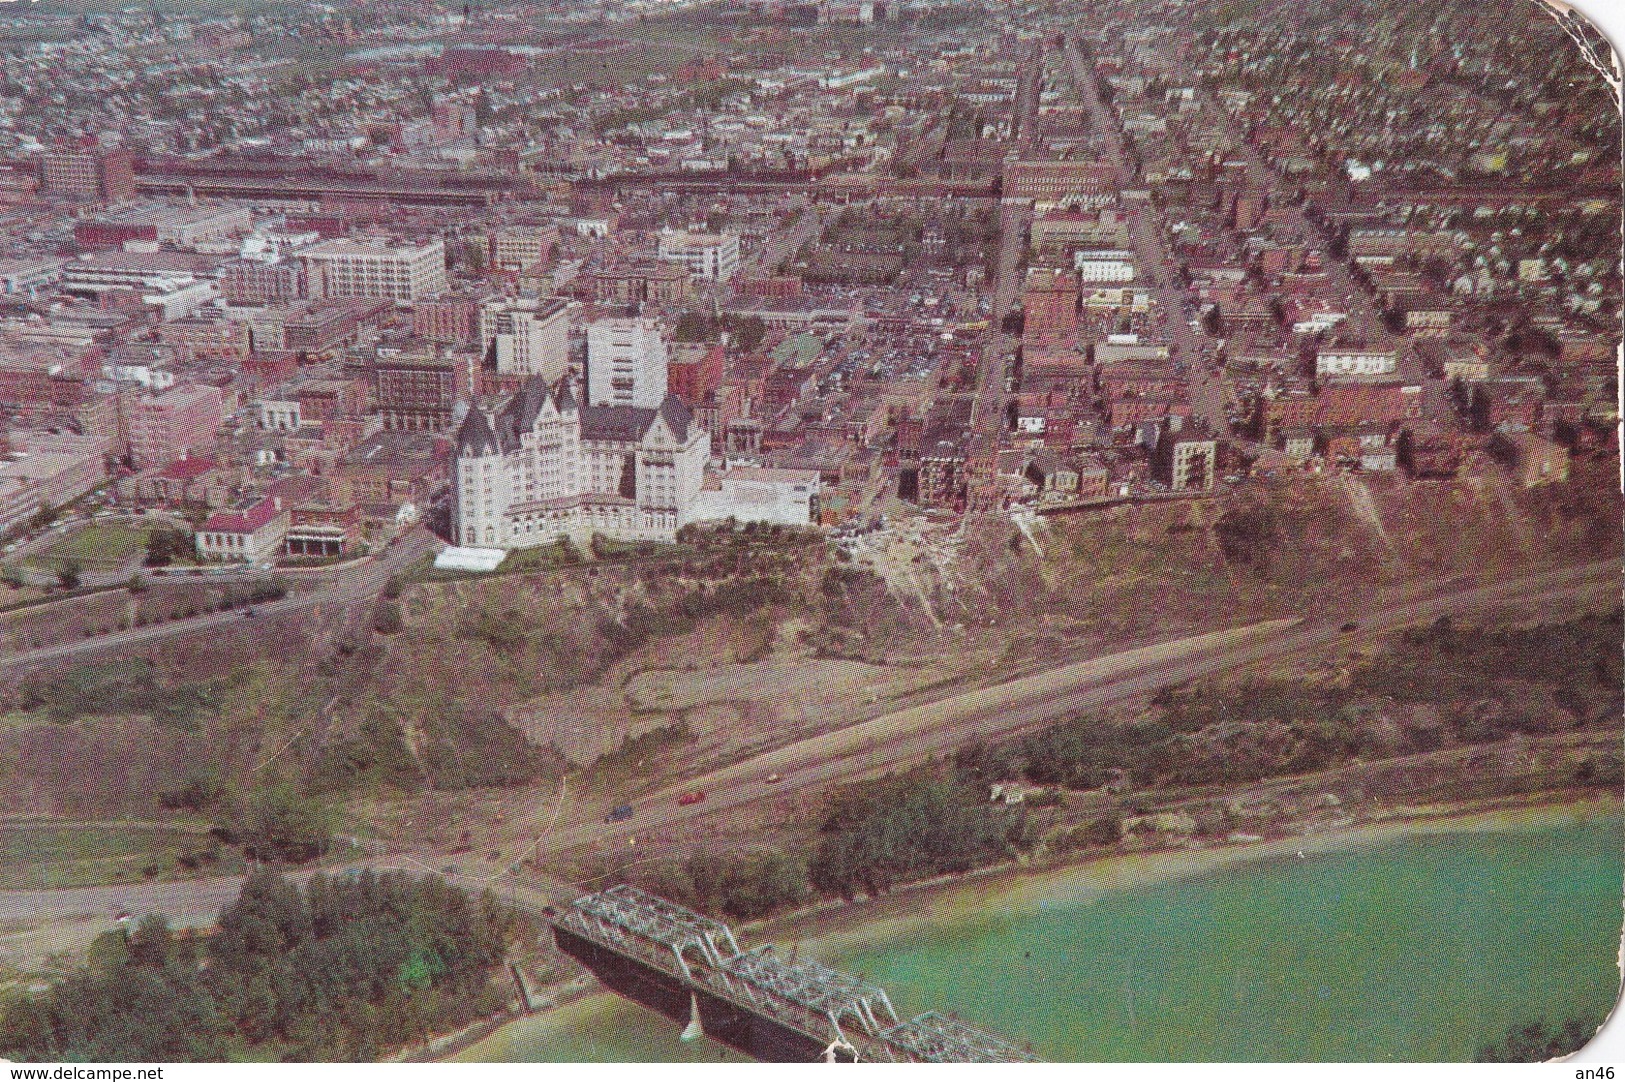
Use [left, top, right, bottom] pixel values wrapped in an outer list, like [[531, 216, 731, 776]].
[[453, 374, 709, 548], [196, 496, 291, 563]]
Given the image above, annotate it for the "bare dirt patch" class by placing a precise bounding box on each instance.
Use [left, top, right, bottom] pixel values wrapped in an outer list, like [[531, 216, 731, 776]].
[[512, 645, 957, 768]]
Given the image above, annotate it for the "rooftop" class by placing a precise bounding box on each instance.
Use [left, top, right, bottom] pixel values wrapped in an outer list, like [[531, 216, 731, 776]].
[[200, 495, 283, 534], [157, 455, 219, 480]]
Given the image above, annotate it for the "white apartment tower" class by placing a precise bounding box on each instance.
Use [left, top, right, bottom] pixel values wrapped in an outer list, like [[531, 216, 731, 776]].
[[587, 317, 668, 409], [481, 295, 570, 380]]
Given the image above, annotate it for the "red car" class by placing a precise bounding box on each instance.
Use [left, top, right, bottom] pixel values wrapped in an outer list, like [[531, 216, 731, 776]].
[[677, 791, 706, 806]]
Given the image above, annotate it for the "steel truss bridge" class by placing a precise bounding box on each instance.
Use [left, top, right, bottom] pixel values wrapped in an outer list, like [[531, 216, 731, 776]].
[[549, 884, 1038, 1063]]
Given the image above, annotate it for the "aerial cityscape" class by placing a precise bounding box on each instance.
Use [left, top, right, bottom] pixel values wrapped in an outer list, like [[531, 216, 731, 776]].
[[0, 0, 1618, 1065]]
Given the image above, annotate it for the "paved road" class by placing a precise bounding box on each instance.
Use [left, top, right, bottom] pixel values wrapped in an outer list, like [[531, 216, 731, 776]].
[[740, 204, 825, 283], [0, 849, 568, 935], [1063, 38, 1212, 393], [1010, 41, 1045, 154], [0, 529, 439, 669], [971, 198, 1025, 432], [4, 557, 1614, 932], [535, 556, 1617, 862], [970, 41, 1044, 437], [1182, 82, 1397, 362]]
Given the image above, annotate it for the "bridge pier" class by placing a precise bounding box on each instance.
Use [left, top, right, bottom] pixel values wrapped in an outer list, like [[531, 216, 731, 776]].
[[546, 885, 1037, 1063], [553, 924, 832, 1061]]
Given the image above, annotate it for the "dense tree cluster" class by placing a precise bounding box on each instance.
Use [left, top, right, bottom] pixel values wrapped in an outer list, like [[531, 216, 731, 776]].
[[18, 659, 224, 729], [809, 772, 1021, 900], [1354, 612, 1622, 725], [657, 849, 811, 922], [307, 715, 422, 794], [0, 870, 518, 1062], [211, 785, 335, 863], [954, 610, 1623, 793], [144, 529, 193, 568], [0, 915, 226, 1062], [956, 718, 1176, 792], [636, 772, 1022, 918]]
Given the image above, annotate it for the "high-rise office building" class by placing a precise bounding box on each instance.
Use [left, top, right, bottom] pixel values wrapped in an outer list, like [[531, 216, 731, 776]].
[[481, 296, 570, 380], [586, 317, 668, 409]]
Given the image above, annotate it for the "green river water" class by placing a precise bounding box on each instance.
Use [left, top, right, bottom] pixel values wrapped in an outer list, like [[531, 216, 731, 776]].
[[457, 804, 1623, 1062]]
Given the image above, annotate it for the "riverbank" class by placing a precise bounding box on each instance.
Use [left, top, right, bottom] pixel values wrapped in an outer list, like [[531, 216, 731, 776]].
[[757, 791, 1622, 958], [451, 791, 1622, 1061], [396, 976, 602, 1063]]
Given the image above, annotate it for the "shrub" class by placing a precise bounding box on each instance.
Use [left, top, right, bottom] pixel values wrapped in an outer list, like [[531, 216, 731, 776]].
[[458, 608, 525, 653], [158, 772, 225, 813], [1081, 817, 1122, 848], [227, 785, 333, 864], [373, 601, 404, 635], [681, 849, 810, 921], [810, 770, 1016, 899]]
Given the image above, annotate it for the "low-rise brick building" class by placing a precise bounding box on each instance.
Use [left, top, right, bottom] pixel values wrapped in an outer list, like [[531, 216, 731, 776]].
[[129, 383, 225, 469]]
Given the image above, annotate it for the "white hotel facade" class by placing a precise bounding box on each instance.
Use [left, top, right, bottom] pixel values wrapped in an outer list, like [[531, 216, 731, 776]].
[[453, 375, 710, 548]]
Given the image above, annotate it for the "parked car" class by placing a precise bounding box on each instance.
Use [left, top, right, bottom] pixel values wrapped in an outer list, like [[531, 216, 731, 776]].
[[603, 804, 634, 824], [677, 791, 706, 806]]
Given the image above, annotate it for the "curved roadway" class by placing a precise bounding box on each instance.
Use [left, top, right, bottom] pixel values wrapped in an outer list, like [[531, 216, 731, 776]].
[[4, 556, 1614, 931]]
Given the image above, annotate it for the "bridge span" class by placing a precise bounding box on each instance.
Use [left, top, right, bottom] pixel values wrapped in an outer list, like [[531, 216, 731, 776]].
[[545, 885, 1037, 1063]]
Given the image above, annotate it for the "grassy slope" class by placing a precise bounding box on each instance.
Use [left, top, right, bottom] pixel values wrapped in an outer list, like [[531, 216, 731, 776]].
[[0, 464, 1613, 850]]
